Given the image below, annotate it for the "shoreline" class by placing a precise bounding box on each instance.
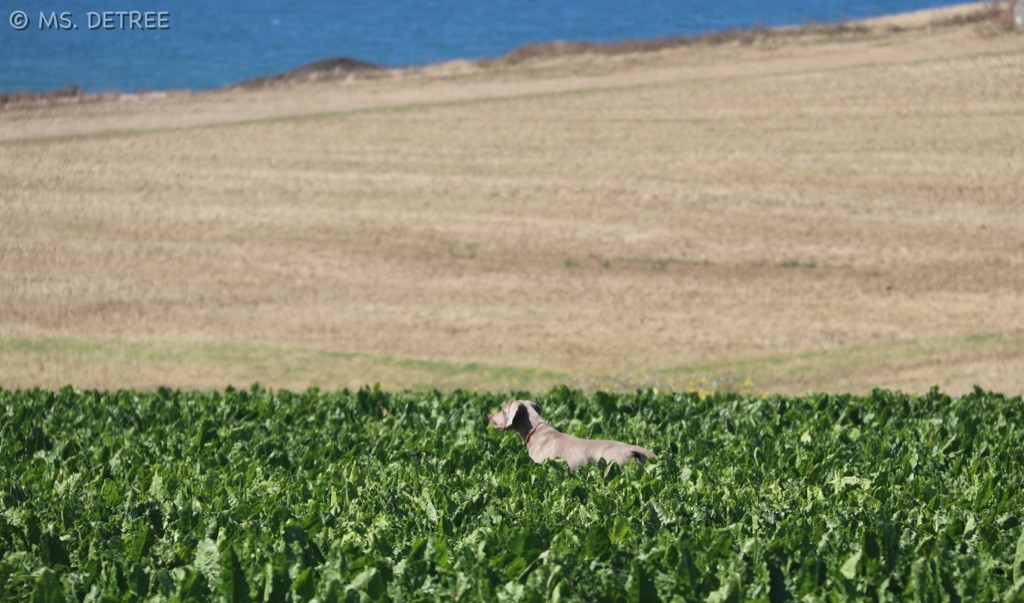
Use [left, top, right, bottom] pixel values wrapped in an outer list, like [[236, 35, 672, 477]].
[[0, 2, 1012, 108]]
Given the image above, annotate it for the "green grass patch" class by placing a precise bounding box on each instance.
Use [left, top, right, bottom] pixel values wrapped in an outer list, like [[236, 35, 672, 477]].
[[0, 336, 565, 391], [651, 331, 1024, 388]]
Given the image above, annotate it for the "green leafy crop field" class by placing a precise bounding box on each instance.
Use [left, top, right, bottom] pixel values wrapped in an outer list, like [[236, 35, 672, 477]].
[[2, 386, 1023, 601]]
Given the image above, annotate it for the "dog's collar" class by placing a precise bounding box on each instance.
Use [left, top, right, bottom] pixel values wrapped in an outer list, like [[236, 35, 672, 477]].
[[524, 422, 544, 444]]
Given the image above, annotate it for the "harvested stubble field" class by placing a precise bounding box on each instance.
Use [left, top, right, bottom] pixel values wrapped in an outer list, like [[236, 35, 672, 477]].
[[1, 4, 1023, 393]]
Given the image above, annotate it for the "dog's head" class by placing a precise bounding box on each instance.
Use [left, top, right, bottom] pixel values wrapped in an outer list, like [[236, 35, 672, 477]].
[[488, 399, 542, 430]]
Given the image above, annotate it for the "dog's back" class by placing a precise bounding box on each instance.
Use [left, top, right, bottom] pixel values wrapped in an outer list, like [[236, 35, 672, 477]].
[[539, 429, 655, 470]]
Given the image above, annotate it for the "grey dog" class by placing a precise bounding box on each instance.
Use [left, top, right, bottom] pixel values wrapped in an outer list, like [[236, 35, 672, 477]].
[[488, 399, 656, 470]]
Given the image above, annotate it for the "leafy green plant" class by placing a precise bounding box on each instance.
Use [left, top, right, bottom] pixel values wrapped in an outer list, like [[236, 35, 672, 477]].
[[1, 385, 1021, 600]]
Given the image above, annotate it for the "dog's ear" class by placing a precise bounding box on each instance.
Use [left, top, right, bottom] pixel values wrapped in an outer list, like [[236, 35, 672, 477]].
[[503, 400, 526, 429], [490, 400, 523, 430], [526, 401, 542, 417]]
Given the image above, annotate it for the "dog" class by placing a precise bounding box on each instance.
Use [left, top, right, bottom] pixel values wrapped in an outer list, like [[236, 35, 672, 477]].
[[488, 399, 656, 470]]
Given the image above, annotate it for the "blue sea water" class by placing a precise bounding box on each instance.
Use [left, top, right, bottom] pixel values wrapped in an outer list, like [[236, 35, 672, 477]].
[[1, 0, 970, 93]]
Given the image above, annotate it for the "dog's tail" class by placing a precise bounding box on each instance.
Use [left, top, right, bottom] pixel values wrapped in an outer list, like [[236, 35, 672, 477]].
[[630, 445, 656, 463]]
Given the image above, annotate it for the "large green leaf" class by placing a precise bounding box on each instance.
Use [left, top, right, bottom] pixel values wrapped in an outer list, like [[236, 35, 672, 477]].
[[29, 570, 63, 603]]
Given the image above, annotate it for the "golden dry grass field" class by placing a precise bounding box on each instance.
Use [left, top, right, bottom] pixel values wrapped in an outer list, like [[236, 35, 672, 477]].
[[2, 5, 1022, 394]]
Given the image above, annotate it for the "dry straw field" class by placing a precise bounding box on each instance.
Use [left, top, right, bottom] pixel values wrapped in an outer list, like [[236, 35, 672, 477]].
[[1, 4, 1022, 394]]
